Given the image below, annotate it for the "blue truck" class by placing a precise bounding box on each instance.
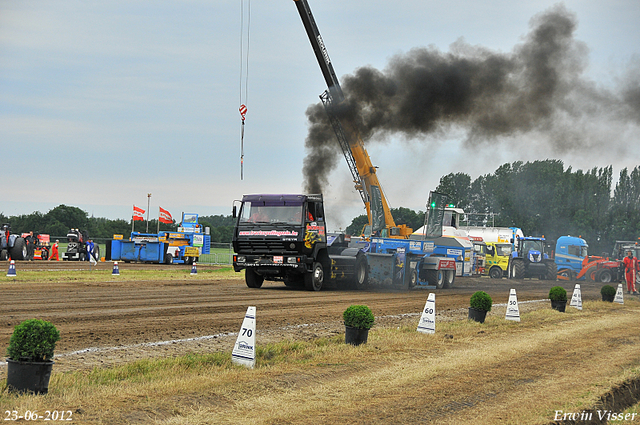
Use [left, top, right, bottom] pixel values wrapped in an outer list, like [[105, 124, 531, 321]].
[[107, 213, 210, 264]]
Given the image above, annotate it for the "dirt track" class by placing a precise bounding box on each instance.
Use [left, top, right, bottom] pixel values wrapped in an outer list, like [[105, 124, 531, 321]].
[[0, 261, 610, 376], [4, 262, 640, 424]]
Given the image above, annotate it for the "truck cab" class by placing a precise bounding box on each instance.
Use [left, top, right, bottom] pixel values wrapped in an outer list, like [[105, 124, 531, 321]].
[[555, 236, 588, 280], [484, 242, 513, 279], [232, 194, 330, 290]]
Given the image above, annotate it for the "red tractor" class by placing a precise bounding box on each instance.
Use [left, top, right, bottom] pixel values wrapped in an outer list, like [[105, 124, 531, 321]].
[[575, 240, 639, 283]]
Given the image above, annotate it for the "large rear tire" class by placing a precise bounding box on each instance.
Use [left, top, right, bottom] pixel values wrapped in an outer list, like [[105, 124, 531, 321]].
[[595, 268, 613, 283], [10, 238, 27, 261], [245, 269, 264, 288], [545, 262, 557, 280], [305, 262, 324, 291], [352, 256, 369, 290], [512, 260, 525, 279]]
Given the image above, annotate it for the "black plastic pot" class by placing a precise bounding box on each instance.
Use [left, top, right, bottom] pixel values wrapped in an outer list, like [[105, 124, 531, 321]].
[[602, 294, 615, 302], [345, 326, 369, 346], [6, 359, 54, 394], [551, 300, 567, 312], [468, 307, 488, 323]]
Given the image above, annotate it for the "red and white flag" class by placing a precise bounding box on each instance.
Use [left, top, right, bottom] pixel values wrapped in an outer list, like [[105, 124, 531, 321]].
[[133, 205, 145, 221], [159, 207, 173, 224]]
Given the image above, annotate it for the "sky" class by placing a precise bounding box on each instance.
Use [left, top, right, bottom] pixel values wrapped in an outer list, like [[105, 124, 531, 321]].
[[1, 0, 639, 231]]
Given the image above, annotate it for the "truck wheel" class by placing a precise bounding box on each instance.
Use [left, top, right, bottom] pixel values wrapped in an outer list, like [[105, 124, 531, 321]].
[[0, 249, 7, 261], [409, 269, 418, 288], [425, 270, 445, 289], [305, 262, 324, 291], [245, 269, 264, 288], [443, 270, 455, 288], [595, 268, 613, 283], [558, 268, 574, 281], [353, 256, 369, 290], [164, 253, 173, 264], [489, 267, 503, 279], [10, 238, 27, 260], [79, 252, 86, 262]]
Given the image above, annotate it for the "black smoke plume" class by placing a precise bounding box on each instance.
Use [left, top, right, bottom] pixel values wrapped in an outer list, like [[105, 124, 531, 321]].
[[302, 4, 640, 193]]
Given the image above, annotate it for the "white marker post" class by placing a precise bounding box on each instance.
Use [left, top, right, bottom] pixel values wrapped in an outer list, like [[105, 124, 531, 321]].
[[569, 284, 582, 310], [232, 306, 256, 369], [614, 284, 625, 304], [417, 293, 436, 334], [505, 289, 520, 322]]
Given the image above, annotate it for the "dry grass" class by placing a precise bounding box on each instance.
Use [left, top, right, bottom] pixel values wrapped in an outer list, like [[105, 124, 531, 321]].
[[0, 267, 238, 285], [2, 300, 640, 424]]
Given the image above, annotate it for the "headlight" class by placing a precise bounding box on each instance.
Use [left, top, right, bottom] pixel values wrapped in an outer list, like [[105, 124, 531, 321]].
[[287, 257, 297, 264], [236, 256, 246, 263]]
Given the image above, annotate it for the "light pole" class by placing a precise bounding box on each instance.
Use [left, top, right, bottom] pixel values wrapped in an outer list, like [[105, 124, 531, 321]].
[[146, 193, 151, 232]]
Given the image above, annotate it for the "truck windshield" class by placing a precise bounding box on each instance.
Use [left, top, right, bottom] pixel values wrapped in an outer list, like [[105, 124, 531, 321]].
[[239, 201, 304, 225], [495, 244, 512, 256], [568, 245, 588, 258]]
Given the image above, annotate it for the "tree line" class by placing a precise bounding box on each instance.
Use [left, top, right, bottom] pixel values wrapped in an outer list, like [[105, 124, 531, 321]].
[[434, 160, 639, 254]]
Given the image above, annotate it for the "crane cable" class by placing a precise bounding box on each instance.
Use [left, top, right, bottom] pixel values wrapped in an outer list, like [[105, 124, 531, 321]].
[[239, 0, 251, 180]]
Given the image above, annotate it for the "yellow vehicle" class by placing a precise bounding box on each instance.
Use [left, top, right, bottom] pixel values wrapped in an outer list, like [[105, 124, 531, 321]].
[[484, 242, 513, 279]]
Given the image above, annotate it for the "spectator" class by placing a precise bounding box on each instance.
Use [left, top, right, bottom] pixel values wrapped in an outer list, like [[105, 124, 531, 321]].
[[86, 239, 95, 262], [25, 231, 37, 261]]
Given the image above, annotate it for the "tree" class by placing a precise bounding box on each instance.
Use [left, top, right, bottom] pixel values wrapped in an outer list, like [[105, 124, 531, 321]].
[[435, 173, 472, 211], [346, 215, 369, 236]]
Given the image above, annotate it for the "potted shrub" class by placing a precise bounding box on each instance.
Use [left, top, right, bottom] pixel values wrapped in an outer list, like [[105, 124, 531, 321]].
[[343, 305, 375, 346], [549, 286, 568, 312], [601, 284, 616, 302], [6, 319, 60, 394], [468, 291, 492, 323]]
